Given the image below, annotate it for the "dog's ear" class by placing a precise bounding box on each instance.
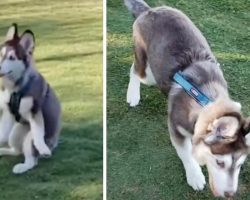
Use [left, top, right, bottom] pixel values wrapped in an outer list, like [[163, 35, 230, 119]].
[[6, 23, 18, 41], [19, 30, 35, 55], [204, 116, 239, 145], [234, 102, 242, 110], [243, 117, 250, 147]]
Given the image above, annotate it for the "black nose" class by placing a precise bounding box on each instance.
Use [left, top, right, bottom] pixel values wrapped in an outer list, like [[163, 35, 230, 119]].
[[224, 191, 234, 198]]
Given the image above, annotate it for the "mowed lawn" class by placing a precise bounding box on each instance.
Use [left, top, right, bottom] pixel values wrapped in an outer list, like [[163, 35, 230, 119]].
[[107, 0, 250, 199], [0, 0, 102, 200]]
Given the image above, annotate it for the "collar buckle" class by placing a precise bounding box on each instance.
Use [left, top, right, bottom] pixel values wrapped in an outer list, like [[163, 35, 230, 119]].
[[173, 71, 212, 106]]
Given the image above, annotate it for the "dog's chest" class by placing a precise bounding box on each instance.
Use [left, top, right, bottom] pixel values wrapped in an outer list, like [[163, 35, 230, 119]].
[[8, 92, 24, 122], [0, 89, 11, 109], [0, 89, 34, 123]]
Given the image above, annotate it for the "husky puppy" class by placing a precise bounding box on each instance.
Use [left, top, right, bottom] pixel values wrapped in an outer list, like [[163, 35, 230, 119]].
[[124, 0, 250, 198], [0, 24, 61, 174]]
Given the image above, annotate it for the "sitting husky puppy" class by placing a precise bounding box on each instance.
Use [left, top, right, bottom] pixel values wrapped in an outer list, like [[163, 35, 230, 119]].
[[0, 24, 61, 174], [124, 0, 250, 198]]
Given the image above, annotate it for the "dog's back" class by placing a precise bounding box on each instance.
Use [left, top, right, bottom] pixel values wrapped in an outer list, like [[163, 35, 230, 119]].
[[125, 1, 218, 92]]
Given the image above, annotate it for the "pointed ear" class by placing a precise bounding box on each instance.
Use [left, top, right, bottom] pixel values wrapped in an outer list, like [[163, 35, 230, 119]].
[[19, 30, 35, 55], [6, 23, 18, 41], [204, 116, 239, 145], [234, 102, 242, 110], [243, 117, 250, 147]]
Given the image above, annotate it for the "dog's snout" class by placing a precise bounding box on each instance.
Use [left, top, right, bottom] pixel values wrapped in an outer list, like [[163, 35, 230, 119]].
[[224, 191, 234, 198]]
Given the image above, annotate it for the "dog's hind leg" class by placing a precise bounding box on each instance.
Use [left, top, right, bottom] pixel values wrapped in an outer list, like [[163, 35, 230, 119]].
[[0, 123, 28, 156], [168, 121, 206, 191], [13, 132, 38, 174], [127, 40, 145, 107], [127, 41, 156, 106]]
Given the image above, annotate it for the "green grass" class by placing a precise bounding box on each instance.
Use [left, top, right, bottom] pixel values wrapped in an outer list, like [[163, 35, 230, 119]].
[[107, 0, 250, 199], [0, 0, 102, 200]]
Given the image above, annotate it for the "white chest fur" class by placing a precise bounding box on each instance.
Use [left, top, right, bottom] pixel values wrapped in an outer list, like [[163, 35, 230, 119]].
[[0, 89, 11, 110], [0, 89, 33, 121]]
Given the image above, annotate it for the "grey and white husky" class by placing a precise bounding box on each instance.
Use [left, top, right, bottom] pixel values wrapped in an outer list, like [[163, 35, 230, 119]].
[[0, 24, 61, 174], [124, 0, 250, 198]]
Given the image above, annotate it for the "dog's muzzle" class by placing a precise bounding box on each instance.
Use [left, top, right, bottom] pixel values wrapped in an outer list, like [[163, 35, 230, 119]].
[[0, 70, 12, 77]]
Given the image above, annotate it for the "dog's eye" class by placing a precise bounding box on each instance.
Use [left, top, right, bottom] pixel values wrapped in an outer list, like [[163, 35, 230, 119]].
[[216, 160, 225, 168], [9, 55, 15, 61]]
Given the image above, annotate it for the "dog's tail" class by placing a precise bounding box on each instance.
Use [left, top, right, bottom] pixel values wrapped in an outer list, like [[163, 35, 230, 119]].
[[124, 0, 150, 18]]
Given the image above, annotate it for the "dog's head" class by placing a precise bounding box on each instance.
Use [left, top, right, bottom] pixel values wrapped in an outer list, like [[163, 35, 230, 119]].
[[0, 23, 35, 84], [193, 99, 250, 198]]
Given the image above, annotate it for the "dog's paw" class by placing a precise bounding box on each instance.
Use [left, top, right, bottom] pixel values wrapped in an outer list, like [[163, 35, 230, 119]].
[[38, 146, 51, 158], [186, 165, 206, 191], [34, 140, 51, 157], [126, 84, 140, 107], [13, 164, 30, 174]]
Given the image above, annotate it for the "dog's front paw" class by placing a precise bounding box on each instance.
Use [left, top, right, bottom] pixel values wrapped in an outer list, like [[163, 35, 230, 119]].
[[34, 142, 51, 158], [13, 164, 30, 174], [38, 145, 51, 158], [126, 84, 140, 107], [186, 165, 206, 191]]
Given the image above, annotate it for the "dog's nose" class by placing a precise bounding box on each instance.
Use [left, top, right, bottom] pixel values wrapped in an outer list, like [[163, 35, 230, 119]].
[[224, 191, 234, 198]]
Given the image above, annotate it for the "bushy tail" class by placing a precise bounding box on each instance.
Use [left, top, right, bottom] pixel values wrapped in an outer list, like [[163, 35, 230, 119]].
[[124, 0, 150, 18]]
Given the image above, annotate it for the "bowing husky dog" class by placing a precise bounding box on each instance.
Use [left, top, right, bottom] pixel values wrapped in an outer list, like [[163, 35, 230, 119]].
[[0, 24, 61, 174], [124, 0, 250, 198]]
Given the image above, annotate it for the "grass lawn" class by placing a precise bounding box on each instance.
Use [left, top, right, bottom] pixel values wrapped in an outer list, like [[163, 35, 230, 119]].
[[107, 0, 250, 199], [0, 0, 102, 200]]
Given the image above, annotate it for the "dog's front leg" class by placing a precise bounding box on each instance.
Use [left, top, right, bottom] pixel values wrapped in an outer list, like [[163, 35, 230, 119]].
[[0, 89, 14, 145], [0, 110, 15, 146], [12, 131, 38, 174], [19, 97, 51, 157], [0, 123, 28, 156], [28, 110, 51, 157], [170, 135, 206, 191]]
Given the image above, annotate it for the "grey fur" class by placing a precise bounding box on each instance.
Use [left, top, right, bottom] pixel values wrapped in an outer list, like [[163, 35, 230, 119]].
[[10, 61, 61, 156], [0, 27, 61, 157], [125, 1, 249, 196], [127, 4, 229, 143], [22, 69, 61, 153]]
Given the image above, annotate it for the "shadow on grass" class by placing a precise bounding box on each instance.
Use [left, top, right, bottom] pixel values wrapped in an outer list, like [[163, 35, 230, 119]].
[[0, 120, 102, 200], [36, 51, 103, 63]]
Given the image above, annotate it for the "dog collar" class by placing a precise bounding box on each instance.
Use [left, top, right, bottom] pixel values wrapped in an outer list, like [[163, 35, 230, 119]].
[[173, 72, 212, 106]]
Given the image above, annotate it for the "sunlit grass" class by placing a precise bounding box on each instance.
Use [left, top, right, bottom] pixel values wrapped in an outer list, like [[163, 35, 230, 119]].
[[0, 0, 102, 200]]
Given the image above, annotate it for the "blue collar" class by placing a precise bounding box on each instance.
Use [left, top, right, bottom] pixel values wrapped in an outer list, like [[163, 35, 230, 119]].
[[173, 72, 212, 106]]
